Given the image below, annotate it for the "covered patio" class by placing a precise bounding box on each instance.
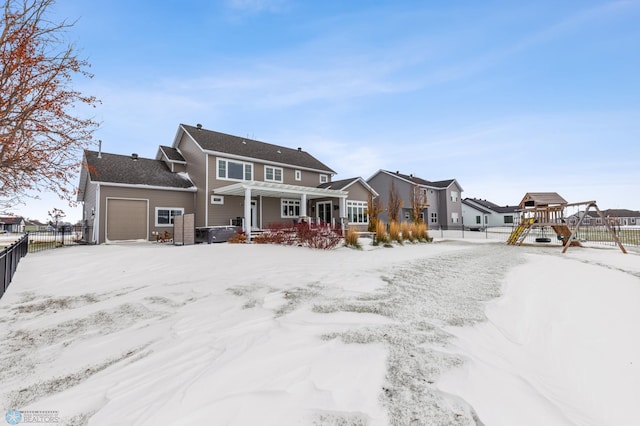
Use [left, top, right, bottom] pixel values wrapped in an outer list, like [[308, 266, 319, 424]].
[[213, 181, 349, 240]]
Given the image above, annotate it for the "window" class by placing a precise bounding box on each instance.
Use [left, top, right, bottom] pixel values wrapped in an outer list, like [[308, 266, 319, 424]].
[[211, 195, 224, 205], [451, 191, 458, 202], [156, 207, 184, 226], [475, 216, 481, 224], [430, 212, 438, 223], [451, 212, 459, 223], [404, 211, 410, 221], [319, 174, 328, 184], [295, 170, 302, 181], [281, 199, 300, 218], [217, 158, 253, 181], [347, 201, 368, 224], [264, 166, 283, 183], [503, 215, 514, 224]]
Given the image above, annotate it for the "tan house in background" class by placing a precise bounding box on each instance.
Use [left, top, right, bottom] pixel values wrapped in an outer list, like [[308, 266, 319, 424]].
[[77, 124, 376, 243]]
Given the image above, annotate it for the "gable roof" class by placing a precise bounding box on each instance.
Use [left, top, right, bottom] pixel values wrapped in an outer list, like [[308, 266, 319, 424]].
[[158, 145, 186, 163], [80, 150, 195, 195], [178, 124, 336, 174], [519, 192, 567, 208], [371, 170, 463, 191], [461, 199, 493, 215], [464, 198, 519, 214], [317, 177, 379, 196], [602, 209, 640, 218], [0, 216, 24, 225]]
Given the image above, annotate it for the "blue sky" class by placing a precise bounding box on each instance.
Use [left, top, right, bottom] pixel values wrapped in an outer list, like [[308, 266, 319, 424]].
[[11, 0, 640, 221]]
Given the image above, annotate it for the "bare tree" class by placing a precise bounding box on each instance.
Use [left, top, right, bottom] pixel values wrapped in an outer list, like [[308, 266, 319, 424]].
[[0, 0, 99, 209], [409, 184, 428, 223], [387, 180, 403, 223]]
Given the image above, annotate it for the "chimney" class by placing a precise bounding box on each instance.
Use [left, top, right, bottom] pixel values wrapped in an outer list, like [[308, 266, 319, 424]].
[[196, 123, 202, 130], [298, 147, 302, 152], [98, 140, 102, 159], [131, 153, 138, 161]]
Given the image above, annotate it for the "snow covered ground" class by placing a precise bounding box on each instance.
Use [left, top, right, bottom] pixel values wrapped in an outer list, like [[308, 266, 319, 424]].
[[1, 239, 638, 425]]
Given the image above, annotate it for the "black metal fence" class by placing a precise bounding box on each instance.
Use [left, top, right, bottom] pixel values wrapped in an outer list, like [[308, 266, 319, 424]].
[[26, 225, 91, 253], [436, 225, 640, 248], [1, 234, 29, 300]]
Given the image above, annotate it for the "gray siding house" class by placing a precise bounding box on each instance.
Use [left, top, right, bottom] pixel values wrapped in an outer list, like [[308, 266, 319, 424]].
[[78, 124, 376, 243], [366, 170, 463, 229], [462, 198, 521, 228]]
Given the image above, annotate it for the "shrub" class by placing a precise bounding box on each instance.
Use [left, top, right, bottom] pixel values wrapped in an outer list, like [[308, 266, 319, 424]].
[[296, 224, 342, 249], [415, 222, 431, 242], [374, 220, 388, 245], [344, 228, 361, 249], [389, 220, 402, 243], [227, 231, 247, 244], [401, 221, 415, 242]]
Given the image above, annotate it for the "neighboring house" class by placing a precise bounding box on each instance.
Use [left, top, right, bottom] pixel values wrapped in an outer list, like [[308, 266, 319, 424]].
[[462, 198, 521, 228], [78, 124, 374, 243], [366, 170, 463, 229], [24, 219, 49, 232], [566, 209, 640, 227], [0, 216, 25, 233]]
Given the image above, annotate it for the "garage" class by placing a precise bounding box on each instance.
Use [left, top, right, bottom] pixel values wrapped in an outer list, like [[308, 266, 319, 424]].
[[106, 198, 148, 241]]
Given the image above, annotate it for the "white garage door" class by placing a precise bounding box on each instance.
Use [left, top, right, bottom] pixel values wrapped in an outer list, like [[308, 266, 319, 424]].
[[106, 199, 148, 241]]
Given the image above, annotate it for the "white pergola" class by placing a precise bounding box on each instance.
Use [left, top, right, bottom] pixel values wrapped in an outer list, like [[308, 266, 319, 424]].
[[213, 181, 349, 239]]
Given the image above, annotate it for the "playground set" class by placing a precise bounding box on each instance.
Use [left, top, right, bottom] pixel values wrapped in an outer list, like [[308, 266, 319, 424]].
[[507, 192, 627, 254]]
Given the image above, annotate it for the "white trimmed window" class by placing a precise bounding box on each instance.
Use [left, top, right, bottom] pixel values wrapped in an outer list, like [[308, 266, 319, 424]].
[[319, 174, 328, 184], [281, 199, 300, 218], [430, 212, 438, 223], [295, 170, 302, 181], [347, 201, 368, 224], [217, 158, 253, 181], [451, 191, 458, 202], [503, 215, 514, 224], [211, 195, 224, 205], [452, 212, 459, 223], [156, 207, 184, 226], [264, 166, 283, 183], [475, 215, 481, 224]]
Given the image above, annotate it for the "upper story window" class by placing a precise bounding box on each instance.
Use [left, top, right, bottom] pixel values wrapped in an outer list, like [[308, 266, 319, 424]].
[[217, 158, 253, 181], [295, 170, 302, 181], [451, 191, 458, 202], [264, 166, 283, 183], [319, 174, 328, 184]]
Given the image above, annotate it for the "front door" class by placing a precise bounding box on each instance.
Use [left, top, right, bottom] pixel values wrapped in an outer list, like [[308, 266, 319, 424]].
[[317, 201, 332, 225], [251, 201, 257, 229]]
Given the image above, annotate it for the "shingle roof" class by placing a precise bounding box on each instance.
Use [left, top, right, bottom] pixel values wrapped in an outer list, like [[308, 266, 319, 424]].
[[462, 199, 493, 214], [84, 150, 194, 189], [317, 178, 358, 190], [181, 124, 336, 173], [159, 145, 186, 163], [381, 170, 457, 189], [0, 216, 24, 225], [603, 209, 640, 218], [465, 198, 519, 213]]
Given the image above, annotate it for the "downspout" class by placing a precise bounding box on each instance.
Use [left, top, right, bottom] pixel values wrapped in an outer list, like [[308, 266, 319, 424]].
[[93, 184, 100, 243], [205, 154, 209, 227]]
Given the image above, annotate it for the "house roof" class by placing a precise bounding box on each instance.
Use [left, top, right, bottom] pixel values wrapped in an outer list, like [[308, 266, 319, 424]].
[[24, 219, 46, 226], [603, 209, 640, 218], [519, 192, 567, 208], [374, 170, 462, 191], [82, 150, 195, 190], [461, 199, 493, 215], [0, 216, 24, 225], [464, 198, 519, 214], [317, 177, 379, 197], [179, 124, 336, 174], [158, 145, 186, 163]]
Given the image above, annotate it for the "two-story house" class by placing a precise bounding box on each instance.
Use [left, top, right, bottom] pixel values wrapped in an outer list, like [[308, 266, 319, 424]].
[[366, 170, 463, 229], [462, 198, 521, 229], [77, 124, 376, 243]]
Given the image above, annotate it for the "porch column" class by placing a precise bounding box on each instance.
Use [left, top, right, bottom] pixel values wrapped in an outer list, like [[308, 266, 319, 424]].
[[244, 187, 252, 241], [339, 196, 347, 234], [300, 193, 307, 219]]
